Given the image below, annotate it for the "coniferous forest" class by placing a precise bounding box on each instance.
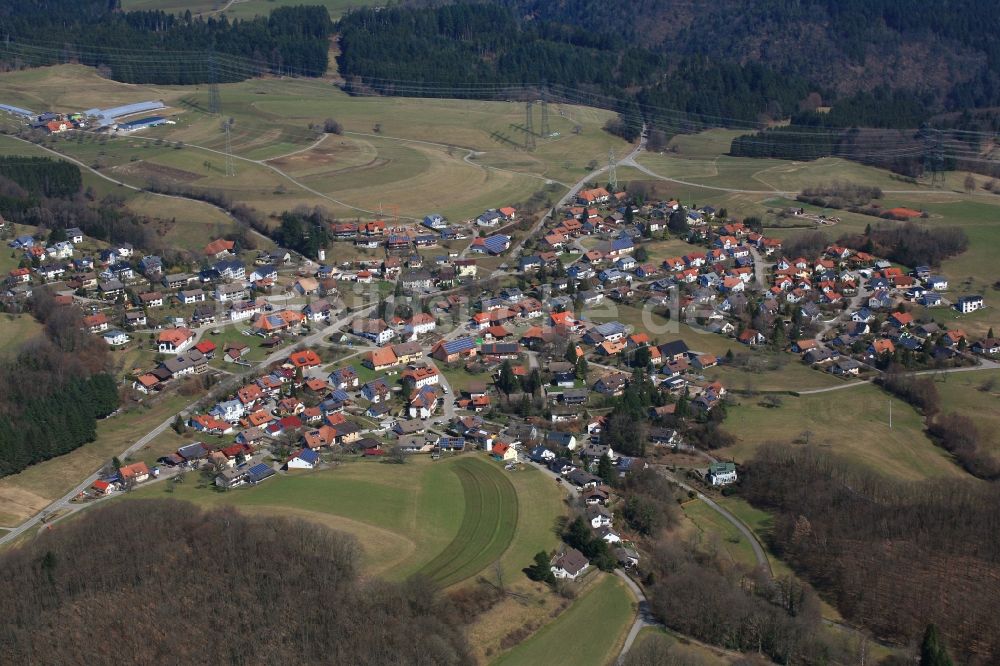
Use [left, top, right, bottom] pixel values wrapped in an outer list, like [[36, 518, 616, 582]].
[[0, 292, 119, 477], [0, 1, 332, 82]]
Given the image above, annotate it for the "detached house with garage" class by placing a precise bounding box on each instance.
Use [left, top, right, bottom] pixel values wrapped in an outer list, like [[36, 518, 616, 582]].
[[157, 327, 195, 354]]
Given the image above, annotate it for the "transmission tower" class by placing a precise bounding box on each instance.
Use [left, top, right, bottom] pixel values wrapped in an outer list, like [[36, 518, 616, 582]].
[[208, 51, 221, 115], [540, 98, 550, 138], [524, 100, 536, 151], [921, 127, 946, 188], [608, 148, 618, 191], [223, 118, 236, 177]]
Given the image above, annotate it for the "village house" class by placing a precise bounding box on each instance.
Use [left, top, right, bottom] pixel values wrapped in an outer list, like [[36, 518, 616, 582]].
[[157, 327, 195, 354], [551, 547, 590, 580], [352, 318, 395, 345]]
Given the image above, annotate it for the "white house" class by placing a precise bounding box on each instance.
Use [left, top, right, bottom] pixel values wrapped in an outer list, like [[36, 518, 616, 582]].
[[586, 504, 613, 529], [287, 448, 319, 470], [706, 462, 738, 486], [551, 548, 590, 580], [957, 295, 984, 314], [210, 399, 246, 423], [157, 327, 195, 354], [102, 329, 130, 346]]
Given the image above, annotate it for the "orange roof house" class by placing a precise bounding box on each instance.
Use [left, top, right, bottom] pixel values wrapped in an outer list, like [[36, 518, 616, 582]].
[[365, 346, 399, 370], [288, 349, 322, 369], [204, 238, 235, 257], [550, 311, 574, 327], [118, 462, 149, 482]]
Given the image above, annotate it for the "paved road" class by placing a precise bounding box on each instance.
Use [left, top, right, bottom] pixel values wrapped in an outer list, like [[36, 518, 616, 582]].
[[746, 245, 768, 290], [615, 569, 659, 664]]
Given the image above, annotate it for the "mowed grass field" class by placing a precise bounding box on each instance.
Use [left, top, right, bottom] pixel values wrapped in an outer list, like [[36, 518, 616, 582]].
[[934, 369, 1000, 456], [413, 457, 517, 587], [718, 384, 964, 481], [126, 454, 562, 585], [681, 498, 760, 569], [493, 573, 635, 666]]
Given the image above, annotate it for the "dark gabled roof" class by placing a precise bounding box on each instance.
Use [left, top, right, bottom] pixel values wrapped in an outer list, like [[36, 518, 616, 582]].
[[657, 340, 689, 357], [553, 548, 589, 575], [480, 342, 520, 355], [177, 442, 208, 460]]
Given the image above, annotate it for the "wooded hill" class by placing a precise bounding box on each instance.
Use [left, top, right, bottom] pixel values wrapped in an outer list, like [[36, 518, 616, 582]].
[[0, 1, 332, 83], [742, 444, 1000, 661], [0, 500, 473, 664], [337, 1, 1000, 173]]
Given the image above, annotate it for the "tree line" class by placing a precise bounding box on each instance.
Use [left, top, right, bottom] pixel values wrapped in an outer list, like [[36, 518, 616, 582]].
[[0, 2, 332, 83], [0, 499, 473, 664], [0, 291, 118, 477], [839, 222, 968, 268], [741, 443, 1000, 661]]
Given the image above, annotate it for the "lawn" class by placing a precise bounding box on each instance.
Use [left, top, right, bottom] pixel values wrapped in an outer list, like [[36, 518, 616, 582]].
[[0, 393, 191, 527], [0, 313, 42, 357], [702, 358, 844, 393], [493, 573, 635, 666], [718, 384, 964, 481], [933, 369, 1000, 456], [682, 499, 760, 569], [586, 304, 738, 358], [128, 456, 465, 577]]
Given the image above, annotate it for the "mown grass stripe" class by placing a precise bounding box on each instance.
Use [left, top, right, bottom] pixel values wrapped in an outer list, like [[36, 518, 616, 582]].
[[414, 457, 518, 587]]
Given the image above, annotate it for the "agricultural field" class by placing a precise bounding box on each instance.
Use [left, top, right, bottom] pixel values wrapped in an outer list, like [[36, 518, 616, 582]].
[[0, 65, 629, 224], [493, 572, 635, 666], [412, 457, 518, 587], [630, 627, 736, 665], [702, 357, 844, 393], [718, 384, 964, 481]]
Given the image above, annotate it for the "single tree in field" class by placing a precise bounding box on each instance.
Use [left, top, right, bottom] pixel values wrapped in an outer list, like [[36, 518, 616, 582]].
[[964, 173, 976, 194], [919, 624, 953, 666]]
